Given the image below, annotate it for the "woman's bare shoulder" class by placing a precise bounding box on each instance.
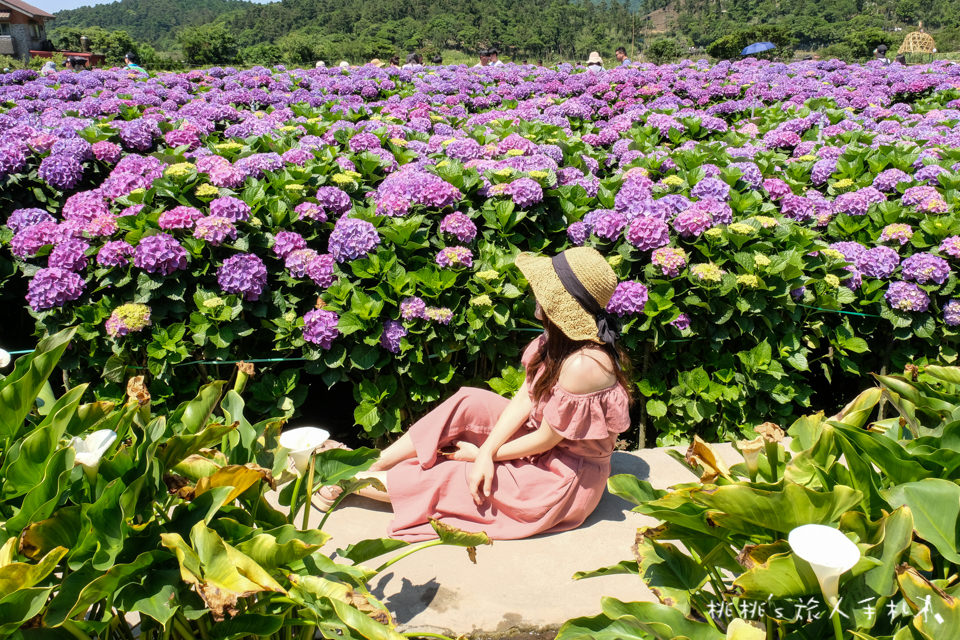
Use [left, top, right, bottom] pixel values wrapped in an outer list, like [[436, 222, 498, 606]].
[[558, 347, 617, 394]]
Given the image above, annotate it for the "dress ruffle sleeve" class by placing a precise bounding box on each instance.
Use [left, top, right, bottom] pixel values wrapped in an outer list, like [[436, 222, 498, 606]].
[[540, 385, 630, 440]]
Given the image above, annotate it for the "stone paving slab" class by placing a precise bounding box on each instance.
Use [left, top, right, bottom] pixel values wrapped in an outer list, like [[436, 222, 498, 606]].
[[304, 444, 743, 637]]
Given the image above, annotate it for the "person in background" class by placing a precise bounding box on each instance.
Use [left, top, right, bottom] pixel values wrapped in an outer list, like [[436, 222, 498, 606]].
[[338, 60, 350, 68], [473, 49, 490, 67], [65, 57, 86, 71], [367, 58, 384, 67], [124, 52, 148, 76], [895, 54, 907, 64], [40, 60, 57, 76], [431, 54, 442, 65], [615, 47, 631, 66], [586, 51, 604, 72], [873, 44, 890, 64], [488, 48, 504, 66], [402, 53, 422, 69], [315, 60, 326, 68], [388, 56, 400, 67]]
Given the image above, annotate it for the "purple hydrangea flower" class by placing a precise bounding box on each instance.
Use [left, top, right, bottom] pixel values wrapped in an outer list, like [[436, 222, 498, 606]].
[[6, 208, 55, 233], [105, 303, 151, 338], [194, 216, 238, 246], [315, 186, 352, 216], [328, 217, 380, 263], [134, 233, 189, 276], [272, 231, 307, 259], [940, 236, 960, 259], [159, 206, 203, 230], [878, 223, 914, 246], [439, 212, 478, 243], [97, 240, 134, 267], [26, 267, 85, 311], [38, 154, 84, 190], [944, 299, 960, 326], [210, 196, 251, 222], [503, 178, 543, 208], [672, 207, 714, 238], [380, 320, 407, 353], [401, 296, 427, 320], [591, 210, 629, 241], [885, 281, 929, 312], [670, 313, 691, 330], [303, 309, 340, 348], [691, 177, 730, 201], [873, 168, 912, 192], [606, 281, 648, 316], [567, 221, 588, 246], [830, 241, 867, 263], [284, 249, 320, 278], [436, 246, 474, 268], [652, 247, 687, 277], [91, 141, 122, 164], [811, 159, 837, 186], [48, 238, 89, 271], [295, 202, 327, 223], [625, 216, 670, 250], [217, 253, 267, 301], [901, 253, 951, 285], [425, 307, 454, 324], [856, 246, 900, 279], [763, 178, 792, 200], [307, 253, 336, 287]]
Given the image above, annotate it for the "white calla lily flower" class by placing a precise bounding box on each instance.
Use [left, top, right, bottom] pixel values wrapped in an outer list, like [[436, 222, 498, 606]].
[[788, 524, 861, 607], [278, 427, 330, 475], [0, 349, 10, 369], [71, 429, 118, 473]]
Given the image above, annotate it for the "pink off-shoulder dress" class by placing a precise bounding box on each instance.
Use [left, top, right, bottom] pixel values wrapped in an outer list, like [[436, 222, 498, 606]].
[[386, 336, 631, 541]]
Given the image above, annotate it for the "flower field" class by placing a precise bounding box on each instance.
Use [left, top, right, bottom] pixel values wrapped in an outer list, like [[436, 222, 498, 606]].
[[2, 60, 960, 444]]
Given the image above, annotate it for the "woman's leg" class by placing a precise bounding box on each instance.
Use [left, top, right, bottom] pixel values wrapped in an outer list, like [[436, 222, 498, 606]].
[[370, 432, 416, 471], [356, 470, 390, 502]]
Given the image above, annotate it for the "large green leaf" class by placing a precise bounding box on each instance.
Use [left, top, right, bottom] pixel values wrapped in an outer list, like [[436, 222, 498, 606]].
[[607, 474, 665, 507], [220, 389, 256, 462], [830, 421, 931, 485], [0, 328, 76, 441], [160, 521, 284, 620], [0, 587, 53, 635], [208, 613, 285, 640], [556, 612, 648, 640], [168, 381, 227, 435], [632, 536, 708, 614], [600, 598, 725, 640], [692, 481, 863, 536], [313, 447, 379, 485], [897, 565, 960, 640], [0, 543, 67, 593], [4, 448, 75, 535], [882, 479, 960, 564], [114, 568, 182, 626], [158, 420, 237, 469], [235, 530, 325, 570], [0, 385, 86, 500], [43, 551, 164, 627], [19, 507, 82, 560], [336, 538, 410, 565], [572, 560, 639, 580], [841, 508, 914, 630], [430, 519, 492, 547]]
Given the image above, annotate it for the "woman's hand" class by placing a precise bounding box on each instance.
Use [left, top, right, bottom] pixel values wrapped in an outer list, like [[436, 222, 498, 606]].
[[468, 453, 495, 505], [451, 441, 479, 462]]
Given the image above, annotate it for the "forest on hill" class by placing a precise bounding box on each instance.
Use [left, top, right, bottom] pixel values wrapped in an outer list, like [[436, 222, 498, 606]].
[[49, 0, 960, 67], [53, 0, 258, 51]]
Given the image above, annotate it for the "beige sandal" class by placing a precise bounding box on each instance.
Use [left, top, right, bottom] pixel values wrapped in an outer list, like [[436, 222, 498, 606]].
[[312, 484, 344, 512]]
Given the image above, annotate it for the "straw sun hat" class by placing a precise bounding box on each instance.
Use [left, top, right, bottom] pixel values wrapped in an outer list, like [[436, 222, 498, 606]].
[[515, 247, 618, 343], [587, 51, 603, 65]]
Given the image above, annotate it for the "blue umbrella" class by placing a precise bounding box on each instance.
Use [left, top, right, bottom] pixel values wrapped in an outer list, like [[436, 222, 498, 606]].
[[741, 42, 776, 56]]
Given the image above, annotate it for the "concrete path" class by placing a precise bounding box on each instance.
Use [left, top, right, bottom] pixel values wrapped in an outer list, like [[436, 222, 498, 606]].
[[306, 444, 743, 638]]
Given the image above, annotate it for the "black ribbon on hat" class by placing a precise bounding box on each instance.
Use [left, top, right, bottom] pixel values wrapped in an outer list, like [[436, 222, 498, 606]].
[[551, 252, 620, 347]]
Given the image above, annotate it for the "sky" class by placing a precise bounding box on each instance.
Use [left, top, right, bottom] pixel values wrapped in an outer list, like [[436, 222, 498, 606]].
[[31, 0, 274, 12]]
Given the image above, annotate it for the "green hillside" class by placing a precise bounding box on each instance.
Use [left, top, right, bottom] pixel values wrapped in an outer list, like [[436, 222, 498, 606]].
[[54, 0, 258, 50]]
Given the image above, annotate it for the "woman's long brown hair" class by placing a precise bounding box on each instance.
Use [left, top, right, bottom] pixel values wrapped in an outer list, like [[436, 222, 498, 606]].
[[526, 314, 634, 405]]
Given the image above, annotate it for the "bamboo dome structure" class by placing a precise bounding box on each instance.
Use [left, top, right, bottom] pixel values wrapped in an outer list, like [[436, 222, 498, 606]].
[[898, 23, 936, 54]]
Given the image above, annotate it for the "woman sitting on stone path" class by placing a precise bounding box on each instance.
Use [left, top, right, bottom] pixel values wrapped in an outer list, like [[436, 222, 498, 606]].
[[319, 247, 632, 541]]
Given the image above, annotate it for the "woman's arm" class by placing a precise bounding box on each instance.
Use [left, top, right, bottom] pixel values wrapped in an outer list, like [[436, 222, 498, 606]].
[[491, 419, 563, 461], [468, 381, 533, 504]]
